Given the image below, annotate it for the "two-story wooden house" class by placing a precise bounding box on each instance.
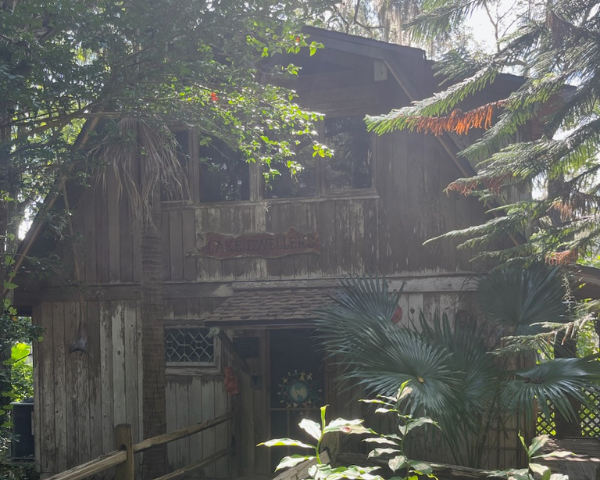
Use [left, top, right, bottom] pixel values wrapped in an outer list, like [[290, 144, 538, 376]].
[[14, 27, 529, 478]]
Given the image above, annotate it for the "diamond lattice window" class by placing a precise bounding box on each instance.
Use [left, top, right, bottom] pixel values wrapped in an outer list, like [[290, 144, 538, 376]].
[[164, 327, 215, 364]]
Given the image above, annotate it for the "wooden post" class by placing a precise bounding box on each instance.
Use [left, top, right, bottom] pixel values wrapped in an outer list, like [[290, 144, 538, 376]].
[[115, 424, 134, 480]]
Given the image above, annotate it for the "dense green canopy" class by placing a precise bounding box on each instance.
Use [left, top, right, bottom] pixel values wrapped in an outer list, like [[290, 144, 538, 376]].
[[367, 0, 600, 265]]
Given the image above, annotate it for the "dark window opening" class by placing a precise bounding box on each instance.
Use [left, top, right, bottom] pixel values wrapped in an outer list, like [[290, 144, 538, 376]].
[[265, 141, 317, 199], [323, 116, 372, 191], [199, 140, 250, 202]]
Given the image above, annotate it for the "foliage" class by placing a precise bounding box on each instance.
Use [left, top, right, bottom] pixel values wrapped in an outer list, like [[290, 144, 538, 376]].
[[0, 314, 39, 421], [487, 433, 571, 480], [261, 390, 437, 480], [0, 0, 341, 299], [362, 382, 438, 479], [9, 343, 32, 403], [365, 0, 600, 265], [260, 404, 382, 480], [314, 274, 600, 468]]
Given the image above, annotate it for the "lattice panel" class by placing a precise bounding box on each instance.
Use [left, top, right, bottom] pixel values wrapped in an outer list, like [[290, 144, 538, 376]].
[[164, 327, 214, 363], [581, 391, 600, 437], [536, 392, 600, 437], [536, 404, 556, 436]]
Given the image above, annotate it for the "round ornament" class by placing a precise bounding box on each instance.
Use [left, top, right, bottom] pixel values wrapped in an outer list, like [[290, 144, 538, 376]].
[[277, 370, 321, 408]]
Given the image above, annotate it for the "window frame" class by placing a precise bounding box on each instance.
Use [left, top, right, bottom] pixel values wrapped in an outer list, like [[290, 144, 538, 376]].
[[167, 119, 378, 207], [164, 323, 221, 376]]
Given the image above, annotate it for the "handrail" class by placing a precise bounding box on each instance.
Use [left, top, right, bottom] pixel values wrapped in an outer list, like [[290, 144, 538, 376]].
[[43, 409, 238, 480], [133, 410, 236, 453], [153, 447, 232, 480], [45, 450, 127, 480]]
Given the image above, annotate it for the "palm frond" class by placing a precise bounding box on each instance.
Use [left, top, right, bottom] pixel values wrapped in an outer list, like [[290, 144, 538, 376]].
[[504, 355, 600, 422], [477, 264, 571, 335], [98, 118, 189, 227]]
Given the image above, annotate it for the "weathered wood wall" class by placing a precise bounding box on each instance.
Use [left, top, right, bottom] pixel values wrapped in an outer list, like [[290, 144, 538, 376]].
[[33, 298, 233, 478]]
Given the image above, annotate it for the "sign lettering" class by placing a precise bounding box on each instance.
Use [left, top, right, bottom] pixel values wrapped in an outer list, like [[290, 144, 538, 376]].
[[198, 228, 320, 259]]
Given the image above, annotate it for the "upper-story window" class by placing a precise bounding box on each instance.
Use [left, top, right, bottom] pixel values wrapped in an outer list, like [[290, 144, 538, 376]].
[[198, 141, 250, 202], [170, 115, 374, 204], [323, 116, 372, 192], [266, 141, 317, 199], [265, 115, 373, 200]]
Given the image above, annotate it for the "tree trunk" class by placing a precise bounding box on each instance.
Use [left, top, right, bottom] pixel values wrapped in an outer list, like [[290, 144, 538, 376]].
[[553, 331, 580, 439], [140, 153, 168, 479]]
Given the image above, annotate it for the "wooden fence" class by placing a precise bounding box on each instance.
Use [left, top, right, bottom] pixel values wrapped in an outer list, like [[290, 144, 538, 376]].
[[44, 410, 237, 480]]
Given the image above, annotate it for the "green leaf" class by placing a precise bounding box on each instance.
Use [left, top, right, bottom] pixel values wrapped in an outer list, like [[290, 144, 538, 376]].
[[368, 448, 400, 458], [3, 281, 18, 290], [541, 468, 551, 480], [528, 435, 548, 457], [405, 417, 438, 433], [363, 437, 398, 446], [388, 455, 407, 472], [276, 455, 315, 471], [409, 460, 433, 475], [324, 418, 374, 435], [529, 464, 549, 476], [258, 438, 314, 449], [300, 418, 321, 441]]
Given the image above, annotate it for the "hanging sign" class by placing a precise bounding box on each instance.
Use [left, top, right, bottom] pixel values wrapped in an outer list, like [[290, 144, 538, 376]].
[[198, 228, 320, 259]]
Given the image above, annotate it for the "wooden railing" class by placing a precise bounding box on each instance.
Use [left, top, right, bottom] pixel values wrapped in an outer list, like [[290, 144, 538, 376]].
[[45, 410, 237, 480]]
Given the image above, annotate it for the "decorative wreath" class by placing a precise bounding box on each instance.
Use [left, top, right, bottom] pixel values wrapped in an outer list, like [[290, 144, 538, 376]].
[[278, 369, 322, 408]]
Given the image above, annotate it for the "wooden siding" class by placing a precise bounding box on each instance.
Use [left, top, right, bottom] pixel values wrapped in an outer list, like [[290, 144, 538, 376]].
[[33, 299, 233, 478], [58, 127, 488, 289]]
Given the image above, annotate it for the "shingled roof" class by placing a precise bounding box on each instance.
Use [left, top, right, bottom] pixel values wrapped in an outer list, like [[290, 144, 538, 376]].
[[203, 287, 341, 327]]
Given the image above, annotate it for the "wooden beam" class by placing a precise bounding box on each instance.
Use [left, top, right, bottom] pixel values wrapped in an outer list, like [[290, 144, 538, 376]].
[[152, 447, 231, 480], [43, 450, 126, 480], [217, 330, 251, 374]]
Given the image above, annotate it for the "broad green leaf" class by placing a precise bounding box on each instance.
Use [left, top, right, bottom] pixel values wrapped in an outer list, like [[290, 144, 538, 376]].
[[300, 419, 321, 440], [368, 448, 400, 458], [549, 474, 569, 480], [259, 438, 313, 449], [541, 469, 551, 480], [375, 407, 397, 414], [528, 435, 548, 457], [409, 460, 433, 475], [363, 437, 398, 446], [529, 463, 549, 476], [405, 417, 438, 433], [388, 455, 407, 471], [276, 455, 315, 471], [324, 418, 374, 435]]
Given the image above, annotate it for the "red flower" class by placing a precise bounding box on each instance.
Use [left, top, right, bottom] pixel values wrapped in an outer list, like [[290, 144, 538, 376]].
[[210, 92, 218, 102]]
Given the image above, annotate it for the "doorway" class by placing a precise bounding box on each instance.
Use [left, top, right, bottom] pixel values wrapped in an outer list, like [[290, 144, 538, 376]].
[[269, 329, 325, 470]]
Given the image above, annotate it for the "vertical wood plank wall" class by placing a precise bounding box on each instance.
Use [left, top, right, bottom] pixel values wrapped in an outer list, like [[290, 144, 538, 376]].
[[34, 298, 233, 478]]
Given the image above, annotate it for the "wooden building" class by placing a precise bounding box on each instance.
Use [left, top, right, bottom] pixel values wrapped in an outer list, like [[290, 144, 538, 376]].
[[14, 27, 529, 478]]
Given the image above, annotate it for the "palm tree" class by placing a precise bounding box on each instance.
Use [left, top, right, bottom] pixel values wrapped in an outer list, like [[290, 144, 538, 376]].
[[101, 118, 187, 479], [313, 269, 600, 468]]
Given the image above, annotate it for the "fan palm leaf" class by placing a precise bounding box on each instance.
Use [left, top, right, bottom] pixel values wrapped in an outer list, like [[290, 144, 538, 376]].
[[504, 355, 600, 423], [477, 264, 570, 336]]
